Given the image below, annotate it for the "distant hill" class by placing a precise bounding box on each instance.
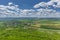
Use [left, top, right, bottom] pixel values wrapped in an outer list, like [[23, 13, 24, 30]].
[[0, 17, 60, 20]]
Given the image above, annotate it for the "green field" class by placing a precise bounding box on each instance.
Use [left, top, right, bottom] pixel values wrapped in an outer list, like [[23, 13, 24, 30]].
[[0, 19, 60, 40]]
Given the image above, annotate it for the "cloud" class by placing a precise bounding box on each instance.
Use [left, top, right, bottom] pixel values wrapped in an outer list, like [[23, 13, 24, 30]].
[[8, 2, 13, 6], [20, 9, 37, 17], [0, 2, 60, 18], [0, 3, 36, 17], [20, 8, 59, 18], [33, 2, 48, 8], [0, 2, 20, 18], [32, 0, 60, 18], [34, 0, 60, 8]]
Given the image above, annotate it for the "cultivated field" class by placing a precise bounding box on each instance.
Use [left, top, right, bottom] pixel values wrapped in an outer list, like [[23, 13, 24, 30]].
[[0, 19, 60, 40]]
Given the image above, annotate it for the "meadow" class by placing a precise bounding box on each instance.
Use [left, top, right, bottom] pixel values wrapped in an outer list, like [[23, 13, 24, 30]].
[[0, 19, 60, 40]]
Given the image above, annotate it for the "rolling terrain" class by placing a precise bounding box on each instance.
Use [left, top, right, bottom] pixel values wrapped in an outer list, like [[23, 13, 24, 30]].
[[0, 19, 60, 40]]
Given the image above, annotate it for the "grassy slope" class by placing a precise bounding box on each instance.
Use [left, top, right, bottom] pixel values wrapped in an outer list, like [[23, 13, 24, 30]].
[[0, 20, 60, 40], [0, 28, 60, 40]]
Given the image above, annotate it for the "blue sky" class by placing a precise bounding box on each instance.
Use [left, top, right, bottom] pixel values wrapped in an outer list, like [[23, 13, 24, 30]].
[[0, 0, 60, 18], [0, 0, 50, 9]]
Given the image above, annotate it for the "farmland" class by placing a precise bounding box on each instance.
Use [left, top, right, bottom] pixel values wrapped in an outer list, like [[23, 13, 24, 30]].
[[0, 19, 60, 40]]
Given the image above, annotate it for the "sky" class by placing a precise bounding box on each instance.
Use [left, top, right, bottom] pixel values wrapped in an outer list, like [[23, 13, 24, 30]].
[[0, 0, 60, 18], [0, 0, 50, 9]]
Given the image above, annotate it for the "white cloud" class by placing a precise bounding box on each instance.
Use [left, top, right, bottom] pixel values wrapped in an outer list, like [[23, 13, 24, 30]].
[[0, 3, 21, 18], [34, 2, 47, 8], [20, 9, 37, 17], [0, 2, 60, 18], [33, 0, 60, 18], [20, 8, 60, 18], [8, 2, 13, 6], [35, 8, 58, 18], [34, 0, 60, 8]]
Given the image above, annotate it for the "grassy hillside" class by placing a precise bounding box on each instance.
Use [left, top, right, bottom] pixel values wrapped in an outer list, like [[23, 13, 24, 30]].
[[0, 19, 60, 40]]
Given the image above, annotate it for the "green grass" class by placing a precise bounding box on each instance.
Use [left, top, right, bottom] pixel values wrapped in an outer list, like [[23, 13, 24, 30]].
[[0, 28, 60, 40], [0, 19, 60, 40]]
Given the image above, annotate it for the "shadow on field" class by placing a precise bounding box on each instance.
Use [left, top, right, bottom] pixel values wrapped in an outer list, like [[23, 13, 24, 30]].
[[40, 25, 60, 30]]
